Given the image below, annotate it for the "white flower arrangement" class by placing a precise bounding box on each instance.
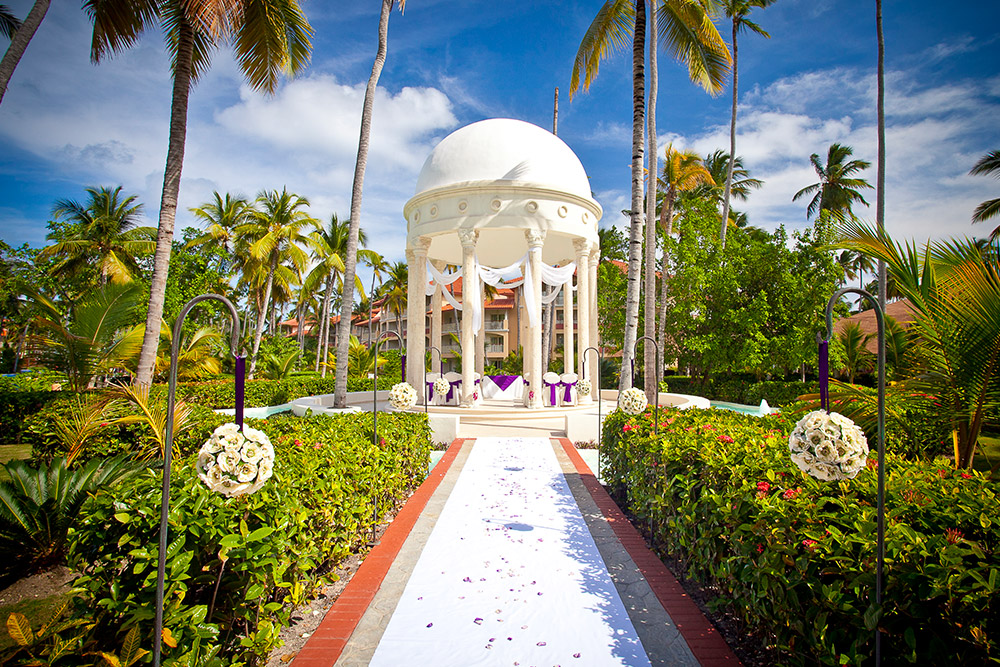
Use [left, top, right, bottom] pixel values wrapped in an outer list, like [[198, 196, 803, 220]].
[[578, 379, 592, 397], [619, 387, 648, 415], [388, 382, 418, 410], [197, 423, 274, 497], [788, 410, 869, 481], [433, 377, 451, 396]]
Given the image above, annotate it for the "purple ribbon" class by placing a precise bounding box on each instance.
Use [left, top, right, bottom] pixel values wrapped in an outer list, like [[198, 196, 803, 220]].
[[235, 356, 245, 430], [425, 380, 435, 402], [488, 375, 519, 392], [448, 379, 461, 402], [562, 381, 576, 403], [545, 380, 558, 405], [819, 339, 829, 413]]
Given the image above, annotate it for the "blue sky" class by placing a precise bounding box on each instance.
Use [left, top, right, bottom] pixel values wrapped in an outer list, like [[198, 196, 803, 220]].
[[1, 0, 998, 271]]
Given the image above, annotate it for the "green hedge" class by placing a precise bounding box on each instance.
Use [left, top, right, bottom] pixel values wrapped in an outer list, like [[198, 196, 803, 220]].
[[602, 407, 998, 665], [660, 375, 819, 407], [171, 375, 395, 409], [0, 389, 60, 445], [63, 412, 430, 665]]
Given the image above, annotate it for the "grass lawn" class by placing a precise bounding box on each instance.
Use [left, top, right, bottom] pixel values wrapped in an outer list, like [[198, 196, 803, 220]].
[[974, 435, 1000, 474], [0, 444, 31, 483]]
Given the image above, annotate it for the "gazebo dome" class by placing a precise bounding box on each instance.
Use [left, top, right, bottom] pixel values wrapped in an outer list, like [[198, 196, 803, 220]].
[[414, 118, 593, 200], [404, 118, 601, 267]]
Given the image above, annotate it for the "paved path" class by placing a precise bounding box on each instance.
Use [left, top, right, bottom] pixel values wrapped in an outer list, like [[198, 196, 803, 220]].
[[292, 438, 739, 667]]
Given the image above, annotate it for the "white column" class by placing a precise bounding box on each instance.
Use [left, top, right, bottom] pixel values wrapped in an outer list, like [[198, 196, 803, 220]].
[[589, 244, 600, 398], [430, 260, 444, 374], [574, 239, 592, 405], [476, 278, 486, 378], [405, 239, 429, 402], [563, 271, 574, 374], [459, 229, 478, 407], [525, 229, 545, 409]]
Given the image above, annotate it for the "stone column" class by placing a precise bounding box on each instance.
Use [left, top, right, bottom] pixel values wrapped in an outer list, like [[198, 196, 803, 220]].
[[562, 271, 574, 374], [459, 229, 478, 407], [589, 244, 600, 398], [574, 239, 592, 404], [405, 239, 430, 402], [525, 229, 545, 408], [430, 260, 444, 374], [476, 278, 486, 379]]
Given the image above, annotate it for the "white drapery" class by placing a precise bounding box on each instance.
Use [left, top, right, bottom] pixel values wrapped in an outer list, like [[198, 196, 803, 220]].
[[425, 256, 576, 333]]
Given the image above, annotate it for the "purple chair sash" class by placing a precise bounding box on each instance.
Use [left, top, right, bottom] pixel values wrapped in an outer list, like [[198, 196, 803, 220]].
[[448, 379, 462, 402], [561, 381, 576, 403], [544, 379, 558, 405]]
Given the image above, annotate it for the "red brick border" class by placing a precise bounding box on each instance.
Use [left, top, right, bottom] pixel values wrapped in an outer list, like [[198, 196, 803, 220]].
[[291, 438, 468, 667], [558, 438, 742, 666]]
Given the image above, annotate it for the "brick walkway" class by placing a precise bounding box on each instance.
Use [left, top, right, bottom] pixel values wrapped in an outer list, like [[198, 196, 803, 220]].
[[292, 438, 739, 666]]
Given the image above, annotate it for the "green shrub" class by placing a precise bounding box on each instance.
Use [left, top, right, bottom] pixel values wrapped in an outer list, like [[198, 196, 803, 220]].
[[0, 389, 60, 445], [602, 407, 998, 665], [64, 412, 431, 665], [170, 375, 394, 409], [659, 375, 818, 407]]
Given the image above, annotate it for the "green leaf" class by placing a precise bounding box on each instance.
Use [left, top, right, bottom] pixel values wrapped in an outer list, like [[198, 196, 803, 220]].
[[6, 612, 33, 646], [219, 534, 241, 549], [114, 512, 131, 523], [863, 603, 881, 631], [120, 626, 142, 666], [101, 651, 122, 667], [246, 526, 274, 542], [239, 519, 248, 537], [904, 626, 917, 650]]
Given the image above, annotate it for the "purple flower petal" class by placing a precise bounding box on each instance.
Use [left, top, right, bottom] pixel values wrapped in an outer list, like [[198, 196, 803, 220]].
[[474, 618, 483, 625]]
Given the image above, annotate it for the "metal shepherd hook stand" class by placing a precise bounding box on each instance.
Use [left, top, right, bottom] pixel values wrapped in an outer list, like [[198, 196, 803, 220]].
[[425, 346, 442, 414], [631, 336, 660, 434], [583, 346, 603, 476], [820, 288, 886, 667], [154, 295, 243, 667]]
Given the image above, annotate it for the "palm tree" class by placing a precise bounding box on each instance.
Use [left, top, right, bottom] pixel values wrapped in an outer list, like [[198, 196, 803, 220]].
[[838, 219, 1000, 468], [237, 188, 314, 377], [305, 214, 369, 375], [655, 147, 714, 370], [154, 321, 222, 380], [334, 0, 407, 409], [793, 143, 873, 220], [837, 248, 875, 291], [969, 150, 1000, 239], [0, 5, 20, 39], [837, 320, 873, 383], [570, 0, 730, 394], [101, 0, 314, 387], [187, 191, 252, 276], [40, 186, 156, 287], [380, 260, 409, 348], [0, 0, 43, 107], [702, 150, 763, 209], [718, 0, 774, 249]]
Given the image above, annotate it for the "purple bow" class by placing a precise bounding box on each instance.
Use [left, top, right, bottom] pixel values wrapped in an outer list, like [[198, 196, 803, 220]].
[[448, 379, 461, 402], [562, 381, 576, 402]]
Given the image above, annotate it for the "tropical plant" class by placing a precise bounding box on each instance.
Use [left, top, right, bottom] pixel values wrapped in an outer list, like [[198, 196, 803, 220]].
[[837, 320, 873, 383], [237, 188, 314, 376], [969, 149, 1000, 239], [380, 260, 408, 343], [718, 0, 774, 248], [838, 219, 1000, 468], [0, 0, 42, 107], [39, 186, 155, 287], [570, 0, 731, 394], [186, 191, 252, 276], [260, 349, 300, 381], [118, 0, 313, 386], [339, 335, 386, 378], [793, 142, 873, 220], [837, 248, 874, 291], [0, 454, 144, 581], [154, 320, 222, 380], [702, 149, 763, 208], [334, 0, 407, 409], [0, 5, 20, 39], [29, 283, 144, 393]]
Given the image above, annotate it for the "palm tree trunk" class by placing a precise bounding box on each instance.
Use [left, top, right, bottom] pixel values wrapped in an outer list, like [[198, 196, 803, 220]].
[[249, 257, 277, 377], [720, 18, 739, 249], [334, 0, 391, 408], [318, 275, 333, 374], [136, 17, 194, 386], [0, 0, 49, 106], [643, 0, 658, 397], [656, 197, 675, 362], [875, 0, 887, 310], [620, 0, 645, 392]]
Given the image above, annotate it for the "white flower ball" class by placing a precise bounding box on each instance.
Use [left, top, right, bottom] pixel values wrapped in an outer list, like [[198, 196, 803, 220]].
[[578, 379, 592, 397], [619, 387, 648, 415], [433, 377, 451, 396], [198, 423, 275, 497], [388, 382, 418, 410], [789, 410, 869, 481]]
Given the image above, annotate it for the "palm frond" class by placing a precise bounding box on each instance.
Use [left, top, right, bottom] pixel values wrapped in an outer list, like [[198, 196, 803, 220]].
[[569, 0, 633, 98]]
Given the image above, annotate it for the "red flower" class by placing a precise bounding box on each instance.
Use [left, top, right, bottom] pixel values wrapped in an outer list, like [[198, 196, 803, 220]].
[[945, 528, 963, 544], [756, 543, 765, 554], [717, 435, 734, 444], [783, 487, 801, 500], [756, 481, 770, 498], [702, 424, 715, 431], [622, 424, 637, 433], [294, 439, 303, 448], [379, 437, 387, 448], [802, 539, 819, 551], [960, 472, 973, 479], [937, 469, 950, 478]]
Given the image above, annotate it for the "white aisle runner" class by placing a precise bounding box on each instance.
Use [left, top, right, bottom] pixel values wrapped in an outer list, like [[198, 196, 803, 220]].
[[370, 437, 651, 667]]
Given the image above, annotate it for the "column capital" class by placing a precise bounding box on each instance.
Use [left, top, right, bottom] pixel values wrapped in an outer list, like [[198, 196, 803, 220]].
[[525, 228, 546, 249], [458, 228, 479, 248], [573, 238, 593, 256], [414, 236, 432, 256], [404, 247, 416, 263]]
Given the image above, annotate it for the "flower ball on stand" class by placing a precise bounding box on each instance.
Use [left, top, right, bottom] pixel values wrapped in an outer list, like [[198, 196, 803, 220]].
[[788, 410, 869, 481], [389, 382, 418, 410], [198, 423, 275, 497], [619, 387, 648, 415], [578, 379, 592, 398]]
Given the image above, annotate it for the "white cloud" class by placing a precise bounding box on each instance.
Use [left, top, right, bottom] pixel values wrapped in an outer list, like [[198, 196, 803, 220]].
[[585, 121, 630, 145]]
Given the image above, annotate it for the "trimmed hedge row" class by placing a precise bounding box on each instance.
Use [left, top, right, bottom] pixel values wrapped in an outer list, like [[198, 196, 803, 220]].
[[65, 412, 431, 665], [602, 407, 998, 665], [170, 375, 395, 409], [660, 375, 819, 407]]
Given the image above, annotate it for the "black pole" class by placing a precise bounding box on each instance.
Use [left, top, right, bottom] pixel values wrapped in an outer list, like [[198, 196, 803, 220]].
[[425, 346, 441, 414], [822, 287, 885, 666], [154, 295, 241, 667], [632, 336, 660, 434], [372, 330, 403, 445], [583, 346, 603, 477]]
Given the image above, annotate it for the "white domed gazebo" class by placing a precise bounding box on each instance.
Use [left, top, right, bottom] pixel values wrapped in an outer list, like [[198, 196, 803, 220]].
[[402, 118, 602, 409]]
